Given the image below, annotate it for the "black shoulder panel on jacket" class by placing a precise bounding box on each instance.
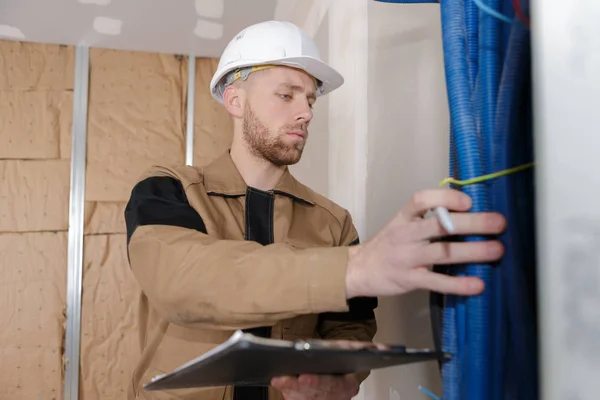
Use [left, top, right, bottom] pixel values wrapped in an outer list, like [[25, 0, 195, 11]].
[[124, 176, 207, 244]]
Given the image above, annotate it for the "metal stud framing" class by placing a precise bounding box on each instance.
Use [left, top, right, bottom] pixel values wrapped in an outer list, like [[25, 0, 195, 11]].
[[64, 45, 89, 400], [186, 54, 196, 166]]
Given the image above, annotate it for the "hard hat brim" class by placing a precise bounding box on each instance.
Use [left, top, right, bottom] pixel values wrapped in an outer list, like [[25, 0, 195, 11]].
[[210, 56, 344, 103]]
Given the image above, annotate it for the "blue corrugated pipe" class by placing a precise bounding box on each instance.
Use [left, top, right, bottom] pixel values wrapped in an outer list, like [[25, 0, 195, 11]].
[[440, 0, 494, 399], [465, 0, 479, 93], [458, 1, 479, 396], [479, 2, 502, 400], [494, 13, 537, 400], [372, 1, 537, 400], [479, 0, 507, 400]]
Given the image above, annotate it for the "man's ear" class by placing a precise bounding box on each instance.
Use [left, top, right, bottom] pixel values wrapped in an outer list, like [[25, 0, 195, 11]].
[[223, 85, 244, 119]]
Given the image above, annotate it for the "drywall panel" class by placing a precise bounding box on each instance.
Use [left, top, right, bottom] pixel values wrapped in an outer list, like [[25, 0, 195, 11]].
[[193, 57, 234, 167], [0, 0, 279, 58], [80, 234, 140, 399], [84, 201, 127, 235], [327, 0, 369, 239], [0, 40, 74, 90], [0, 160, 70, 232], [0, 231, 67, 400], [85, 48, 187, 202], [0, 90, 73, 159], [288, 14, 330, 197], [364, 2, 448, 399], [60, 91, 73, 159]]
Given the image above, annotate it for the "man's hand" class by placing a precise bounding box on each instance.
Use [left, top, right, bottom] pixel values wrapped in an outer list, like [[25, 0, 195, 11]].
[[346, 188, 507, 298], [271, 340, 384, 399], [271, 374, 360, 400]]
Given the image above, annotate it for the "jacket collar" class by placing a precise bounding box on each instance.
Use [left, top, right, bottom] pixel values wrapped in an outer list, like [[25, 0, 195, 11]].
[[202, 151, 315, 205]]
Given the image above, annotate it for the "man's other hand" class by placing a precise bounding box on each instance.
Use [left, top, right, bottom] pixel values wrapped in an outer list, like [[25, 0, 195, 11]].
[[271, 374, 360, 400]]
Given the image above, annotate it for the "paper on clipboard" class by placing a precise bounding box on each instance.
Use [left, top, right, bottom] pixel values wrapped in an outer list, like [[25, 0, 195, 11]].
[[144, 330, 448, 391]]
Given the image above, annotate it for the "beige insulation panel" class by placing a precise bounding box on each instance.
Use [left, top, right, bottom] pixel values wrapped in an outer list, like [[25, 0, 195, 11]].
[[0, 39, 231, 400], [84, 201, 127, 235], [0, 40, 74, 158], [0, 160, 71, 232], [0, 40, 72, 399], [0, 40, 73, 233], [0, 90, 73, 159], [0, 232, 67, 400], [0, 40, 74, 90], [80, 234, 140, 399], [193, 58, 234, 167], [85, 48, 188, 202]]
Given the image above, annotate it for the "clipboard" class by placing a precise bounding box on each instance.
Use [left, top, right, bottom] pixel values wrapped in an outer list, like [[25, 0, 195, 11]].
[[144, 330, 448, 391]]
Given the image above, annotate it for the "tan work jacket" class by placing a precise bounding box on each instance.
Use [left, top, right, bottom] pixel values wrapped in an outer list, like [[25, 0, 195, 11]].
[[124, 151, 378, 400]]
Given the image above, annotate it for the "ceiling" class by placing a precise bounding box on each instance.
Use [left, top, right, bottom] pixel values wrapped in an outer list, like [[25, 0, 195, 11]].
[[0, 0, 311, 57]]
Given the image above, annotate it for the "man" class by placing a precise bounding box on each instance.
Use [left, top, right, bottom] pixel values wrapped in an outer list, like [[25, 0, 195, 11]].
[[124, 20, 506, 400]]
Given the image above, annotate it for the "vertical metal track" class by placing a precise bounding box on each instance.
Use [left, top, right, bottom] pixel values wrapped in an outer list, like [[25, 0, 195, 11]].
[[64, 45, 90, 400], [186, 54, 196, 166]]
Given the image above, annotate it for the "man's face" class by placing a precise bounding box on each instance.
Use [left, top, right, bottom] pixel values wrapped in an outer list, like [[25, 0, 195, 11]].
[[241, 67, 317, 166]]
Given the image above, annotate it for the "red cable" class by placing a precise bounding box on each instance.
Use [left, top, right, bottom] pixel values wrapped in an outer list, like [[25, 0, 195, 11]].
[[513, 0, 531, 26]]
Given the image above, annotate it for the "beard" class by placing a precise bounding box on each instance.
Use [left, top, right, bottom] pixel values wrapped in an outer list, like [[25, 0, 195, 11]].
[[242, 102, 307, 167]]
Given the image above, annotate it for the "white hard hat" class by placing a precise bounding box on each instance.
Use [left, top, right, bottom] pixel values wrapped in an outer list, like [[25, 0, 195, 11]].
[[210, 20, 344, 103]]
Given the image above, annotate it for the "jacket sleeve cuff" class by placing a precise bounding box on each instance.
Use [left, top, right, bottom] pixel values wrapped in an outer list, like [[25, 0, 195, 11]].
[[307, 247, 350, 314]]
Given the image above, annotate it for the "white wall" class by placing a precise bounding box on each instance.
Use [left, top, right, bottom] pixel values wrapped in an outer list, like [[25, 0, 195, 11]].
[[364, 2, 449, 399], [287, 2, 330, 197], [327, 0, 370, 241], [293, 1, 449, 398], [324, 1, 450, 399]]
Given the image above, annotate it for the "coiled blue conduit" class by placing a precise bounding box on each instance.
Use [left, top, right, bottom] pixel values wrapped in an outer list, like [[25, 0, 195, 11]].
[[374, 0, 536, 399], [440, 1, 494, 400], [453, 3, 478, 397], [494, 23, 523, 399], [494, 4, 538, 399], [479, 2, 502, 400]]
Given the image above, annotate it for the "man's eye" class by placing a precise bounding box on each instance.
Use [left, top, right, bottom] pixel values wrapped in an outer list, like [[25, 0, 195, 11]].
[[279, 94, 292, 100]]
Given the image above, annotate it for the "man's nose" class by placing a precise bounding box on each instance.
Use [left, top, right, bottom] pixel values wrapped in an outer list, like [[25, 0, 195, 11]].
[[295, 101, 313, 124]]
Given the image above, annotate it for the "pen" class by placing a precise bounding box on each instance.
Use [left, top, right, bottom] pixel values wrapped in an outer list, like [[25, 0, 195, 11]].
[[433, 206, 455, 234]]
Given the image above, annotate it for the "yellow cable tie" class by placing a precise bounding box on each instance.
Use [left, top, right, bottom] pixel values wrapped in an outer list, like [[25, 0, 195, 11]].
[[440, 162, 535, 187]]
